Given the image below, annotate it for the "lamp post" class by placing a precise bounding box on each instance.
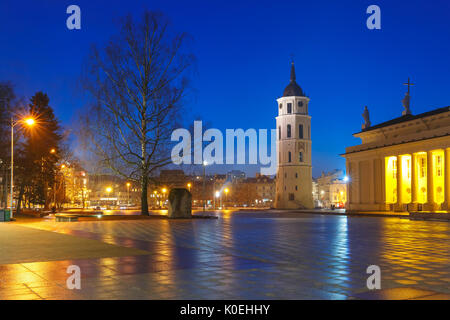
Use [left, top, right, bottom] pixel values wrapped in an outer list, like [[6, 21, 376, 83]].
[[224, 188, 229, 209], [162, 188, 167, 208], [10, 116, 35, 218], [105, 186, 112, 207], [126, 182, 131, 207], [202, 161, 207, 212], [215, 191, 220, 209]]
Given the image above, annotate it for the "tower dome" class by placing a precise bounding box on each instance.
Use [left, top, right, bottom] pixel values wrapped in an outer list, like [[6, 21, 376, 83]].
[[283, 62, 305, 97]]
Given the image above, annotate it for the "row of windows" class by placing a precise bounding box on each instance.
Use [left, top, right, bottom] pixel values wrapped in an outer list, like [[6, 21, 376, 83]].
[[279, 124, 309, 139], [284, 172, 299, 178], [280, 151, 304, 163], [279, 101, 304, 114]]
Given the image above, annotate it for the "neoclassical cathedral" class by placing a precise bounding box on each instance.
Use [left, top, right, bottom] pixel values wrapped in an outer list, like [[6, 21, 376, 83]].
[[275, 62, 314, 209], [343, 83, 450, 212]]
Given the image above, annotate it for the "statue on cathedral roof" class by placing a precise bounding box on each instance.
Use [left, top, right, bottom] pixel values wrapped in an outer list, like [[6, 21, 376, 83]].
[[402, 77, 414, 116], [362, 105, 371, 130]]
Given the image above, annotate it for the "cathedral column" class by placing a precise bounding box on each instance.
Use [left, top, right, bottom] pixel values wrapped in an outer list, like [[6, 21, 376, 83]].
[[397, 155, 403, 211], [369, 159, 375, 204], [426, 151, 435, 211], [381, 157, 387, 210], [445, 148, 450, 210], [411, 153, 417, 207]]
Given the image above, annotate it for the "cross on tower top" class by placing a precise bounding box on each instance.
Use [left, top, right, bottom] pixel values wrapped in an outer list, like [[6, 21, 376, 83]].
[[403, 77, 414, 94]]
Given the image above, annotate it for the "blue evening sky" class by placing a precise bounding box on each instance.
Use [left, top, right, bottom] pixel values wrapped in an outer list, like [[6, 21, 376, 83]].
[[1, 0, 450, 177]]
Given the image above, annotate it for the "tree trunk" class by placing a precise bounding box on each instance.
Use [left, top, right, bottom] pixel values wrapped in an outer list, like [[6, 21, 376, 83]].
[[43, 180, 49, 210], [141, 175, 149, 216], [16, 184, 25, 215]]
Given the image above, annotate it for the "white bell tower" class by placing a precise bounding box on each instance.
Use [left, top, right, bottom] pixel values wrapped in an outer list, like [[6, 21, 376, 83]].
[[275, 62, 313, 209]]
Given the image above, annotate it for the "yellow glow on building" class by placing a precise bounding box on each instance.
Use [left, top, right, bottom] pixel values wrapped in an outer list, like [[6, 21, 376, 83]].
[[414, 152, 427, 204], [432, 150, 445, 204], [400, 154, 412, 203], [385, 156, 397, 204]]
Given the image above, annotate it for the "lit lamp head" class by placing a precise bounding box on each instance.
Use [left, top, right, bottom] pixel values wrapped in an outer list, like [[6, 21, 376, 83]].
[[162, 188, 167, 193], [106, 187, 112, 193], [24, 118, 35, 126], [224, 188, 229, 194], [215, 191, 220, 198], [187, 183, 191, 188], [126, 182, 131, 187], [50, 148, 56, 154]]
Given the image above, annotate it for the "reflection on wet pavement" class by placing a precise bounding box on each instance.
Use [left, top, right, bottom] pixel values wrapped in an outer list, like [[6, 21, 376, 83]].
[[1, 212, 449, 299]]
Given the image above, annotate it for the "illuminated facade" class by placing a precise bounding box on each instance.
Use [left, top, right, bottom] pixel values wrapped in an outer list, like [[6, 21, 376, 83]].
[[275, 62, 313, 209], [314, 170, 347, 208], [343, 106, 450, 212]]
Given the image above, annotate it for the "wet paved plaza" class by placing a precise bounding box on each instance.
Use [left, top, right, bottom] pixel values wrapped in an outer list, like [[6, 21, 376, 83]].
[[0, 211, 449, 299]]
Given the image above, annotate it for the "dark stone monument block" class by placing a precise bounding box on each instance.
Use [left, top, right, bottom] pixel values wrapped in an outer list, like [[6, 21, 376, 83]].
[[167, 188, 192, 218]]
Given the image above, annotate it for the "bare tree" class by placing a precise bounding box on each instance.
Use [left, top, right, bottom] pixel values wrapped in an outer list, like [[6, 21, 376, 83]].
[[80, 11, 194, 215]]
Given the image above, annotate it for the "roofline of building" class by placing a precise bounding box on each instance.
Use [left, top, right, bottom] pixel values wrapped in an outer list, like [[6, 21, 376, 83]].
[[341, 132, 450, 157], [352, 106, 450, 136]]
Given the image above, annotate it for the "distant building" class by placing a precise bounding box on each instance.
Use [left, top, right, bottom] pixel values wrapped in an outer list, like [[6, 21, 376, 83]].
[[314, 170, 347, 208], [60, 163, 89, 208], [248, 174, 275, 206], [329, 178, 347, 208], [226, 170, 246, 182], [158, 170, 186, 189], [88, 174, 137, 207]]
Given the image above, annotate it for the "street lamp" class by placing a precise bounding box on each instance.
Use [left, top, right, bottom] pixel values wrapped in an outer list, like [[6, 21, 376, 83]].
[[10, 116, 35, 218], [187, 182, 191, 192], [105, 187, 112, 207], [126, 182, 131, 207], [162, 188, 167, 207], [224, 188, 229, 209], [202, 161, 208, 212], [214, 190, 220, 209]]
